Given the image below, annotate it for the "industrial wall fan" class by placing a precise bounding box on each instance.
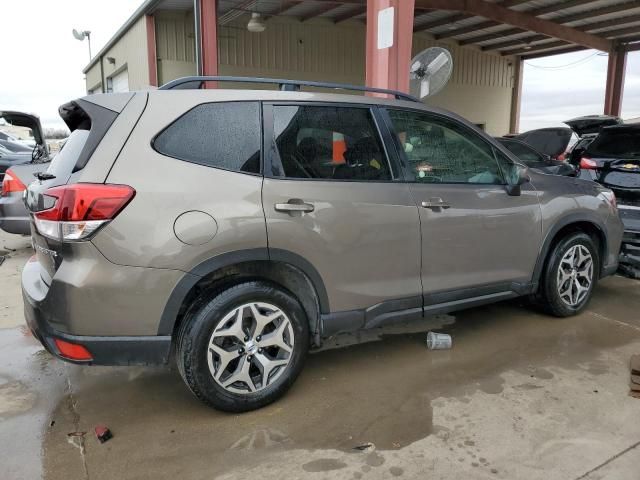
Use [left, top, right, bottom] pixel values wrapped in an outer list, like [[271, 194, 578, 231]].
[[409, 47, 453, 99]]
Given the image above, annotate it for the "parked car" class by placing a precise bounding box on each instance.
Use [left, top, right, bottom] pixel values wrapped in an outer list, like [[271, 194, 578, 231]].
[[0, 163, 49, 234], [575, 123, 640, 277], [0, 111, 50, 234], [22, 78, 623, 412], [515, 115, 622, 165], [0, 129, 36, 150], [566, 115, 623, 165], [514, 127, 574, 161], [495, 137, 576, 176]]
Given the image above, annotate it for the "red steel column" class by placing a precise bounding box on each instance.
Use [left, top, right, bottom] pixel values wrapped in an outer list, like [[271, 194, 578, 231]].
[[604, 46, 627, 116], [145, 15, 158, 87], [366, 0, 415, 94], [199, 0, 219, 86]]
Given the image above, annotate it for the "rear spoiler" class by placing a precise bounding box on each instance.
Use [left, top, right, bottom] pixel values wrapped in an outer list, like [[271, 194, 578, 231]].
[[58, 99, 118, 172]]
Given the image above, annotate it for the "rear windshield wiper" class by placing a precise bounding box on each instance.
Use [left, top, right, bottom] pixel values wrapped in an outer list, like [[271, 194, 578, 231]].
[[34, 172, 56, 181]]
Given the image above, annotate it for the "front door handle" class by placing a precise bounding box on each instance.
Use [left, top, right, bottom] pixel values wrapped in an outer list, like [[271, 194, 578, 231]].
[[421, 198, 451, 211], [274, 199, 315, 215]]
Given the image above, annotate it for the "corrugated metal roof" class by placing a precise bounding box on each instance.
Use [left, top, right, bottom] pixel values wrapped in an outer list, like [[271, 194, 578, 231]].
[[85, 0, 640, 72]]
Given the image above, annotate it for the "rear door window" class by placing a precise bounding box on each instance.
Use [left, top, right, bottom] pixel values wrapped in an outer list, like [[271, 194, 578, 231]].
[[154, 102, 261, 174], [271, 105, 392, 181]]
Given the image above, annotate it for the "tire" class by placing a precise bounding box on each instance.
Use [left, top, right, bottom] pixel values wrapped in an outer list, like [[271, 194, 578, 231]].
[[537, 232, 599, 317], [176, 281, 309, 412]]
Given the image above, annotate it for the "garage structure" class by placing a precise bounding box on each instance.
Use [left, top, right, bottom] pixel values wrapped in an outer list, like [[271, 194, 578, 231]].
[[83, 0, 640, 135]]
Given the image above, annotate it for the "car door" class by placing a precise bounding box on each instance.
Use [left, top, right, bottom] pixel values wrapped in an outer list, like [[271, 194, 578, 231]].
[[262, 103, 422, 328], [381, 107, 542, 302]]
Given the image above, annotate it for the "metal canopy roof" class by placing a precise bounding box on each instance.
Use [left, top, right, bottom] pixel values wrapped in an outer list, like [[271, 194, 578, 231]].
[[84, 0, 640, 72], [211, 0, 640, 58]]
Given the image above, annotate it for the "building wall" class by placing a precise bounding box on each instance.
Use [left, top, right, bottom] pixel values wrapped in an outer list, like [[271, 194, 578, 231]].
[[86, 14, 515, 135], [84, 16, 151, 93], [155, 10, 197, 84]]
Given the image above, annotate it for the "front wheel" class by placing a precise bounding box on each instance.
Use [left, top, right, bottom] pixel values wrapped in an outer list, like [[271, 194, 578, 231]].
[[538, 232, 599, 317], [176, 281, 309, 412]]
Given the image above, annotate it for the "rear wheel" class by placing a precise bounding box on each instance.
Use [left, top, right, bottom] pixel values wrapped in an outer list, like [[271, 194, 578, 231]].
[[538, 232, 599, 317], [176, 281, 309, 412]]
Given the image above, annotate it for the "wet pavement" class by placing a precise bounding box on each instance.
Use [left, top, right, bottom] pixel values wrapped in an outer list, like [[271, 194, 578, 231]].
[[1, 232, 640, 479]]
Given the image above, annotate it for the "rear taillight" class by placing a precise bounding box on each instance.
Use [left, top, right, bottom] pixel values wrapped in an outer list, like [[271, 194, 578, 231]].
[[556, 153, 566, 162], [1, 169, 27, 196], [34, 183, 135, 241], [579, 157, 598, 170], [54, 338, 93, 361]]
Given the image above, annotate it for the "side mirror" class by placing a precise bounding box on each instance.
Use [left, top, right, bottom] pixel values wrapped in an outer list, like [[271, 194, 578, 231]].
[[506, 163, 530, 196]]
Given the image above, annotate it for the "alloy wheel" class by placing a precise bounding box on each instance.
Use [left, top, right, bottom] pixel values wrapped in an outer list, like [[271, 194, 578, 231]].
[[557, 244, 593, 307], [207, 302, 294, 394]]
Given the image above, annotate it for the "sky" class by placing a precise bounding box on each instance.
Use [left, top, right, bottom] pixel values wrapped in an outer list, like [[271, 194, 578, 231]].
[[520, 49, 640, 131], [1, 0, 639, 132]]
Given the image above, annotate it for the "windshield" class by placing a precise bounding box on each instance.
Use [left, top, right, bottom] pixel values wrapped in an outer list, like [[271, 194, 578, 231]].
[[588, 130, 640, 158]]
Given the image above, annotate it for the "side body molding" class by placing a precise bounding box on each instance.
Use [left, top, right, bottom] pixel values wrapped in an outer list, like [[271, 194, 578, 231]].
[[157, 248, 329, 335]]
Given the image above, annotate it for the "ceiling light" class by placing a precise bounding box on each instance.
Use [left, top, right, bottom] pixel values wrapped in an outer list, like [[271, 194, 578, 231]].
[[247, 13, 266, 33]]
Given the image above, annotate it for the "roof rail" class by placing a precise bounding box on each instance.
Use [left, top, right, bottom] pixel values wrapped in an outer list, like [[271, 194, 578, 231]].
[[158, 76, 420, 103]]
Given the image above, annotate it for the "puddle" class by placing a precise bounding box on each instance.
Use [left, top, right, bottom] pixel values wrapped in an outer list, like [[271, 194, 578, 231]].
[[34, 293, 640, 479], [0, 378, 37, 418]]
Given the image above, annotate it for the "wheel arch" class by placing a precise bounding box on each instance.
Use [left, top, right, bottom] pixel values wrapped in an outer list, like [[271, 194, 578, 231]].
[[533, 213, 608, 286], [158, 248, 329, 347]]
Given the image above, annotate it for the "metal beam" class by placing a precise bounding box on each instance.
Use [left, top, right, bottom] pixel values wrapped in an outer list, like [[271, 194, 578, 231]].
[[481, 14, 640, 51], [507, 40, 571, 56], [414, 0, 612, 51], [604, 46, 627, 116], [435, 20, 498, 40], [600, 24, 640, 39], [414, 13, 471, 33], [461, 28, 527, 45], [521, 45, 587, 59], [627, 42, 640, 52], [436, 0, 599, 40], [413, 0, 529, 33], [300, 3, 341, 22], [480, 34, 546, 50], [334, 5, 367, 23], [510, 56, 523, 134], [268, 0, 303, 16]]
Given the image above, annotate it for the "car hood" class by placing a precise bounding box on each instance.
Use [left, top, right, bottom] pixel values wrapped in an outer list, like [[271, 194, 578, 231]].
[[515, 128, 573, 158], [0, 111, 47, 153], [564, 115, 622, 136]]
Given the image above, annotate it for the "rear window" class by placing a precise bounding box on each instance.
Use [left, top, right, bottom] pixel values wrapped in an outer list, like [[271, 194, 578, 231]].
[[153, 102, 261, 174], [588, 130, 640, 158], [46, 130, 89, 177]]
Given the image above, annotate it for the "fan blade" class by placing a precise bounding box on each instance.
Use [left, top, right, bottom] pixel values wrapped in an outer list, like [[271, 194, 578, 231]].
[[420, 79, 430, 99]]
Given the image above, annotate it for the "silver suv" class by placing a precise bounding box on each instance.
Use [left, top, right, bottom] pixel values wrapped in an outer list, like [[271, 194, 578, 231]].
[[22, 77, 623, 412]]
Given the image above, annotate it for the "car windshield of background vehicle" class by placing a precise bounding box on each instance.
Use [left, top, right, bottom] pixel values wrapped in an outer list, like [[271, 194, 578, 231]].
[[386, 109, 504, 184]]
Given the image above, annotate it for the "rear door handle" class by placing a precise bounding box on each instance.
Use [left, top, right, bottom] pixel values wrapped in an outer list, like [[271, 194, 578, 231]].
[[274, 199, 315, 214], [421, 198, 451, 211]]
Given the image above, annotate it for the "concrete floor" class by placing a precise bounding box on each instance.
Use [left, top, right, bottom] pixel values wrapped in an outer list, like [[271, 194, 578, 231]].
[[1, 231, 640, 480]]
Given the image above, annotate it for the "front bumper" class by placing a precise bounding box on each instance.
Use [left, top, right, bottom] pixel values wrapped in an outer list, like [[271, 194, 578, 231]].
[[22, 258, 172, 366], [0, 193, 30, 235], [618, 206, 640, 279]]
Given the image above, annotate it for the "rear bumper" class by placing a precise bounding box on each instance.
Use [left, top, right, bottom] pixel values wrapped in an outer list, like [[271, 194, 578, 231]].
[[22, 256, 172, 366], [0, 194, 30, 235]]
